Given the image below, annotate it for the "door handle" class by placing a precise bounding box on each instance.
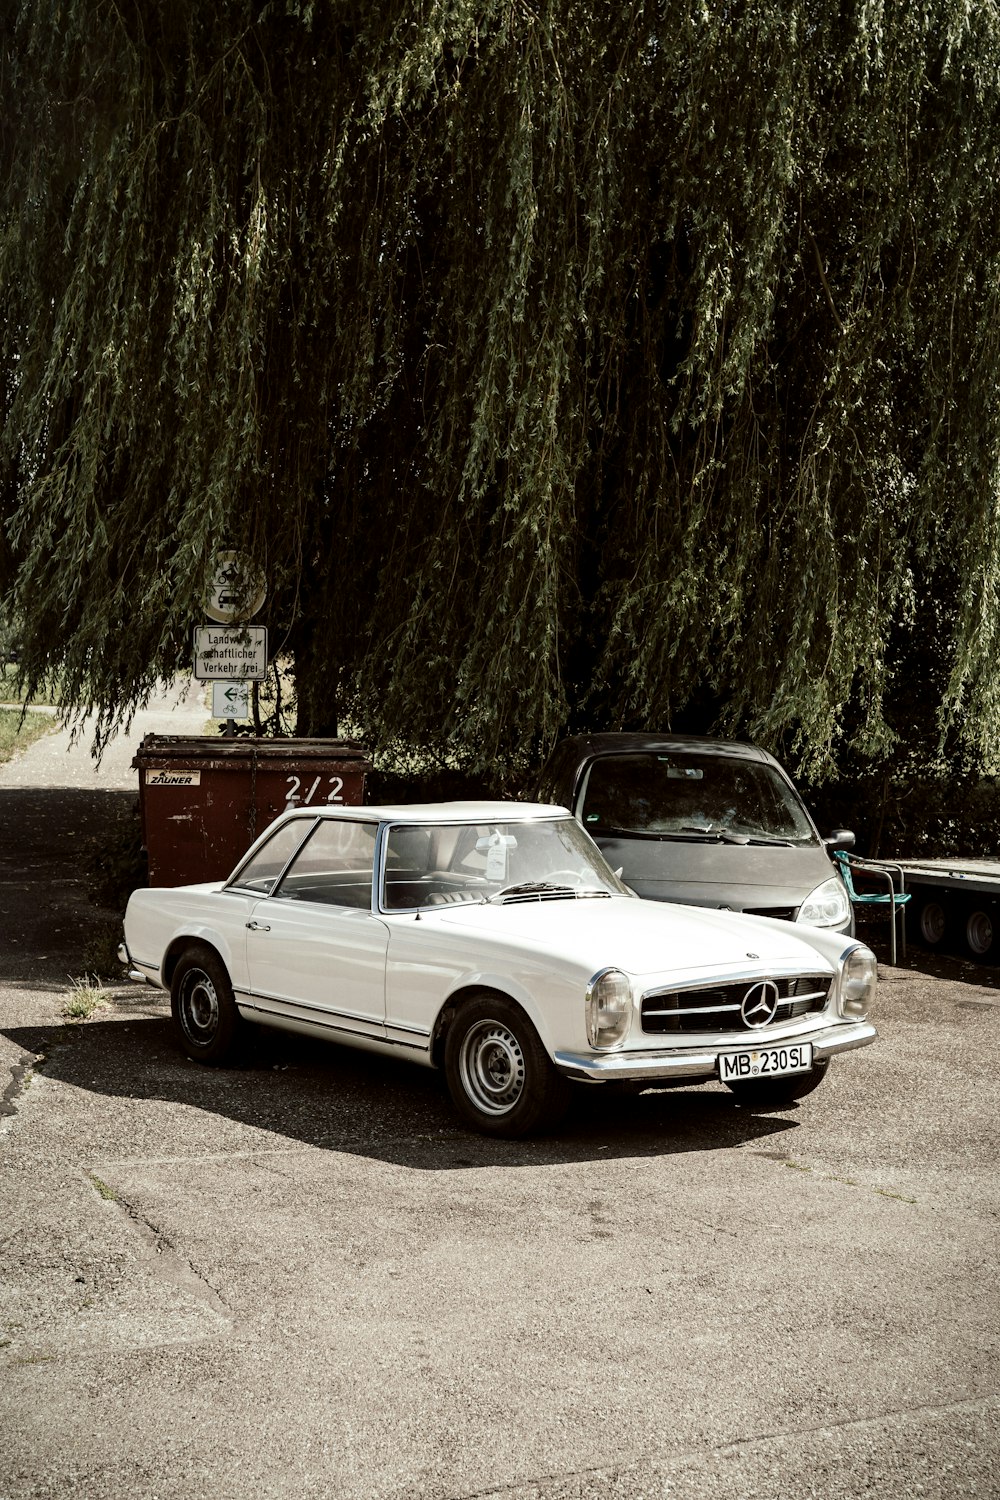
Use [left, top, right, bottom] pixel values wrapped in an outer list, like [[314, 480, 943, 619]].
[[246, 920, 271, 932]]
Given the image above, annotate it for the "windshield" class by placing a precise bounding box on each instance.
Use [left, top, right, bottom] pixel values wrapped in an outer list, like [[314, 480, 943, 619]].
[[579, 752, 817, 846], [382, 817, 630, 911]]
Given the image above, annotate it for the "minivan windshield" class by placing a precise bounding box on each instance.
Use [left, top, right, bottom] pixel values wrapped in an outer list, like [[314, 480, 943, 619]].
[[579, 752, 818, 846]]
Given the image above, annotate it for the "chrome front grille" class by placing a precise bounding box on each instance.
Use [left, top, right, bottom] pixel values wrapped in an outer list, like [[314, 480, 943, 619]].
[[640, 974, 831, 1034]]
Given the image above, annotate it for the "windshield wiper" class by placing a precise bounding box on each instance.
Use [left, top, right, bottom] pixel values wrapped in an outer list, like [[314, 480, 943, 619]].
[[595, 826, 723, 842], [594, 824, 793, 846], [488, 881, 611, 903], [679, 826, 751, 844]]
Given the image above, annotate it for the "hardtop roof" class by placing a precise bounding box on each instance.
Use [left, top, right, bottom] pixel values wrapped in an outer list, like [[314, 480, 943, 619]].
[[282, 801, 571, 824]]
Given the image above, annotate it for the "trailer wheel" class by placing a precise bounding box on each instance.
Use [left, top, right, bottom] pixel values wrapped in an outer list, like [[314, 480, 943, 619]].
[[963, 906, 997, 961], [914, 898, 947, 948]]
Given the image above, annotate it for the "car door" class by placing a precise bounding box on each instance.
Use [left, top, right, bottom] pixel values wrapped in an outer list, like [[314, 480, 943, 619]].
[[244, 817, 389, 1039]]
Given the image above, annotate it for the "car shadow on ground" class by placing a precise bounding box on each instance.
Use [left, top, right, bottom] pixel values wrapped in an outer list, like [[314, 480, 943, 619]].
[[3, 1010, 804, 1170]]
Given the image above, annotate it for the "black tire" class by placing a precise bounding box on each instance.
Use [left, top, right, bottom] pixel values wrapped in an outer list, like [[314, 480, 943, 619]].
[[725, 1056, 830, 1109], [443, 993, 571, 1138], [962, 904, 998, 961], [909, 896, 948, 949], [170, 946, 243, 1064]]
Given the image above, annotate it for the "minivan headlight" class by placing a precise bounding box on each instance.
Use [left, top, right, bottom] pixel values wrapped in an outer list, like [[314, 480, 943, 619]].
[[797, 876, 851, 928], [840, 945, 877, 1018], [586, 968, 632, 1049]]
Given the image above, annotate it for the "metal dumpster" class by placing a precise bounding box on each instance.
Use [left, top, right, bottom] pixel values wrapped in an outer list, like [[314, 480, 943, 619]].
[[134, 736, 371, 886]]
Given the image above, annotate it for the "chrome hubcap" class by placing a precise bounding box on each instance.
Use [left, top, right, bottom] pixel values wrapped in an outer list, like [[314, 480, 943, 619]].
[[458, 1021, 525, 1116], [179, 969, 219, 1045], [920, 903, 946, 945], [967, 911, 992, 955]]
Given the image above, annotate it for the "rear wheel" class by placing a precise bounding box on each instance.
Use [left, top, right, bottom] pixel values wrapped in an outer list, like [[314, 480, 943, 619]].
[[170, 946, 242, 1063], [725, 1057, 830, 1109], [444, 994, 571, 1138]]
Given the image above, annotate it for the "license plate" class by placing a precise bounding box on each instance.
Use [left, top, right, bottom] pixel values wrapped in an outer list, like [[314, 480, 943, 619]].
[[718, 1042, 813, 1083]]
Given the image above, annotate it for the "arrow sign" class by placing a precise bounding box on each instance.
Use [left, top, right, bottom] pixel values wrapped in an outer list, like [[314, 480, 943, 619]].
[[212, 681, 250, 719]]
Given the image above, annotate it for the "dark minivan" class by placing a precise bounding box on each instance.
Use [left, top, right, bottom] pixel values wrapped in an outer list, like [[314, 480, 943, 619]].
[[538, 733, 855, 935]]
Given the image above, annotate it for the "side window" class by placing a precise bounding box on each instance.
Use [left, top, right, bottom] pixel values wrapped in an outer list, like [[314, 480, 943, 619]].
[[274, 819, 378, 909], [228, 819, 315, 894]]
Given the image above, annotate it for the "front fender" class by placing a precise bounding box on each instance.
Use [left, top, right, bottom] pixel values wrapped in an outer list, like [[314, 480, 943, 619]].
[[439, 966, 584, 1060]]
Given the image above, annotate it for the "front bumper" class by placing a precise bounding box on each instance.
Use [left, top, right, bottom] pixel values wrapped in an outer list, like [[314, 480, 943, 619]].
[[553, 1018, 877, 1083]]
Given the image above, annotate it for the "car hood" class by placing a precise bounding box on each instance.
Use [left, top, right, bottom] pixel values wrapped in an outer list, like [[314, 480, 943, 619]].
[[590, 835, 835, 909], [430, 895, 840, 979]]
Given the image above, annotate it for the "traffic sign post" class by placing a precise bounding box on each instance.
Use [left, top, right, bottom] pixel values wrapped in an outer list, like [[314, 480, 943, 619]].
[[193, 625, 268, 682]]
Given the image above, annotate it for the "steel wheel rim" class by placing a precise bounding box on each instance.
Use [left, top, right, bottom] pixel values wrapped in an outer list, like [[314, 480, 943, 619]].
[[920, 903, 946, 945], [458, 1020, 526, 1116], [967, 911, 993, 956], [179, 968, 219, 1046]]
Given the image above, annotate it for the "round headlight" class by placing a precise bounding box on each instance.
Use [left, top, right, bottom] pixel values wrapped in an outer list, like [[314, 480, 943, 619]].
[[841, 945, 877, 1017], [797, 876, 851, 929], [586, 968, 632, 1049]]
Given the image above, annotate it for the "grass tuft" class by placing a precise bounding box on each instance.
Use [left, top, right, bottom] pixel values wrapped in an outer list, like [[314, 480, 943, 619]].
[[62, 976, 111, 1021]]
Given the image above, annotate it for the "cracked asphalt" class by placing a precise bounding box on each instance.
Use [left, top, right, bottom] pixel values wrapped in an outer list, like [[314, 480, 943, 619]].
[[1, 694, 999, 1499]]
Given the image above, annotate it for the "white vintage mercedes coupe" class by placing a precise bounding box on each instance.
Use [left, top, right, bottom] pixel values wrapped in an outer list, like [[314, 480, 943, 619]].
[[120, 801, 877, 1136]]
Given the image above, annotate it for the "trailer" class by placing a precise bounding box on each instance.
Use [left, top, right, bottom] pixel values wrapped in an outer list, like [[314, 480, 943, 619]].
[[893, 858, 1000, 961]]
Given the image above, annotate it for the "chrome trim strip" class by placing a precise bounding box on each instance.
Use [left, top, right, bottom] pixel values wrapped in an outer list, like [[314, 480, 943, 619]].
[[553, 1020, 877, 1082], [644, 1002, 743, 1017], [385, 1031, 432, 1052], [236, 988, 382, 1028], [639, 967, 833, 1002], [236, 999, 428, 1052], [237, 998, 381, 1035], [643, 987, 827, 1019]]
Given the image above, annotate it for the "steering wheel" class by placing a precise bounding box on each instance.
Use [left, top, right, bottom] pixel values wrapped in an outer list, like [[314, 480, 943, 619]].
[[545, 869, 587, 888]]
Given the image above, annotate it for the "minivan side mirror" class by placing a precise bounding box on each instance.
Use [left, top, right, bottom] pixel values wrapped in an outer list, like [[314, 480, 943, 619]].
[[823, 829, 856, 852]]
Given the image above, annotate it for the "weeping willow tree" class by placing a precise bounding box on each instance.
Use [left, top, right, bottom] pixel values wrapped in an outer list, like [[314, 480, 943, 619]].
[[3, 0, 1000, 777]]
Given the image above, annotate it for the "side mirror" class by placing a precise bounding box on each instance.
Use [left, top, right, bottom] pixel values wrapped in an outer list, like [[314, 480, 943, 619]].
[[824, 829, 856, 852]]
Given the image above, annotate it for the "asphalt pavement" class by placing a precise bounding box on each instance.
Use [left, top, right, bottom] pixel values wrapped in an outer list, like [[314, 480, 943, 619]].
[[1, 701, 998, 1500]]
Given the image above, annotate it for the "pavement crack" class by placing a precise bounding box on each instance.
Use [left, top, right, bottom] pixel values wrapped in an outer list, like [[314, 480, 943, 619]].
[[84, 1170, 232, 1319], [747, 1149, 918, 1203], [456, 1395, 998, 1499], [1, 1047, 44, 1121]]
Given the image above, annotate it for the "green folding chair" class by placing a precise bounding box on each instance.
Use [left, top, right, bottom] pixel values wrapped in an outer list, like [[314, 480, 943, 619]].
[[833, 850, 911, 964]]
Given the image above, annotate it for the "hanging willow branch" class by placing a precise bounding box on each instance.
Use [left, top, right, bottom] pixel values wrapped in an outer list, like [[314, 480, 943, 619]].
[[2, 1, 1000, 778]]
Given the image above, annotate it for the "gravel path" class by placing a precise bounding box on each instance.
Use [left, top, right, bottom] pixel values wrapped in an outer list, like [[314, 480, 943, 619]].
[[0, 676, 209, 790]]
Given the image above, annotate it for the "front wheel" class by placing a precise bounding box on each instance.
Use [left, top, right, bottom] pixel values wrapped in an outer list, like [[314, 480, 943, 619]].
[[444, 994, 571, 1138], [170, 946, 243, 1064], [725, 1057, 830, 1109]]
